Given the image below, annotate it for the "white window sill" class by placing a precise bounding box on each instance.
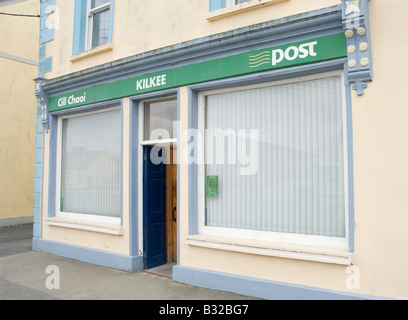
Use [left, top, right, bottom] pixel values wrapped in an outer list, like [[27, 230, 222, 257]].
[[46, 216, 123, 236], [187, 234, 353, 265], [70, 43, 113, 63], [207, 0, 289, 22]]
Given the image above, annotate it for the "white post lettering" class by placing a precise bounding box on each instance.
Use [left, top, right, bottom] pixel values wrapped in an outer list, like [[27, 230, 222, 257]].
[[272, 49, 284, 66], [298, 43, 310, 58], [285, 46, 299, 61], [306, 41, 318, 57]]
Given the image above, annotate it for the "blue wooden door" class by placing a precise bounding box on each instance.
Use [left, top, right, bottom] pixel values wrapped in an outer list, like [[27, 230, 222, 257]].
[[143, 146, 166, 269]]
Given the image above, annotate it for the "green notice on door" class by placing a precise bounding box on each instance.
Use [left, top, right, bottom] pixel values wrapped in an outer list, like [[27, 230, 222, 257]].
[[206, 176, 219, 198]]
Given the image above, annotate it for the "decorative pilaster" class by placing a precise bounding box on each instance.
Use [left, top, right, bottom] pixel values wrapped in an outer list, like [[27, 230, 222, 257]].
[[33, 76, 48, 240], [33, 0, 55, 239], [34, 78, 49, 133], [342, 0, 373, 96]]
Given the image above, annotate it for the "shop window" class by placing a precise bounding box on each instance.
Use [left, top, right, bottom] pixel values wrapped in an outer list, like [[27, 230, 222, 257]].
[[72, 0, 114, 55], [56, 108, 121, 221], [198, 73, 349, 249]]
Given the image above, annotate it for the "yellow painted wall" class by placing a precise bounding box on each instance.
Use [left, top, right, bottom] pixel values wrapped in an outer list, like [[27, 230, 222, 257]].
[[0, 0, 39, 220]]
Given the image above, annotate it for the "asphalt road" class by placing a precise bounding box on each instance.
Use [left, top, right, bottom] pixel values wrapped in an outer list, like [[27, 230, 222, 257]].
[[0, 224, 33, 258]]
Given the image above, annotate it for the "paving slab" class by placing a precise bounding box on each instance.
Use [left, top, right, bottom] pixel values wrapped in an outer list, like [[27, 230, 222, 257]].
[[0, 223, 259, 301], [0, 251, 257, 300]]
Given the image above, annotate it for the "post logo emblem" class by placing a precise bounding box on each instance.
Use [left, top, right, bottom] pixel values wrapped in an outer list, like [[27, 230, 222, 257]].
[[249, 41, 318, 68]]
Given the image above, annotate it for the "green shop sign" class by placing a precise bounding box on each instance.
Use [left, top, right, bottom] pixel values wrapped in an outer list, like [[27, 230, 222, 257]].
[[49, 33, 346, 112]]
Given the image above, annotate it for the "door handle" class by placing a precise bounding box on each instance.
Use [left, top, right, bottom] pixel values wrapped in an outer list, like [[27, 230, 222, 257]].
[[173, 207, 177, 222]]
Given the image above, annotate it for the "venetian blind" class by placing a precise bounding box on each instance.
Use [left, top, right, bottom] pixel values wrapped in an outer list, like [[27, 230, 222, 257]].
[[60, 109, 121, 218], [205, 76, 346, 238]]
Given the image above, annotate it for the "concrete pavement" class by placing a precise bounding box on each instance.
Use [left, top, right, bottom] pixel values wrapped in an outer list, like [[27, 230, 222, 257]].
[[0, 224, 257, 300]]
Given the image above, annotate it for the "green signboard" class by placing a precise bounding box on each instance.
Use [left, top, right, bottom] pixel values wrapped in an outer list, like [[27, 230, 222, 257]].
[[49, 33, 346, 112]]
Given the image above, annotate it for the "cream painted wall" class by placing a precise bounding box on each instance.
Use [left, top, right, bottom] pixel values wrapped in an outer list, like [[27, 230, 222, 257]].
[[178, 0, 408, 300], [350, 0, 408, 299], [0, 0, 39, 220], [45, 0, 341, 79]]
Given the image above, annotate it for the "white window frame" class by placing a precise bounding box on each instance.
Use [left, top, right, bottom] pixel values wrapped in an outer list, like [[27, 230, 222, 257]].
[[140, 97, 178, 146], [208, 0, 288, 21], [85, 0, 111, 51], [226, 0, 251, 7], [197, 71, 350, 250], [55, 106, 121, 225]]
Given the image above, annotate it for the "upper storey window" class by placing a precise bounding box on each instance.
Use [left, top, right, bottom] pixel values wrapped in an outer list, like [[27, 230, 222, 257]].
[[209, 0, 251, 11], [72, 0, 114, 56], [208, 0, 287, 20], [87, 0, 111, 50]]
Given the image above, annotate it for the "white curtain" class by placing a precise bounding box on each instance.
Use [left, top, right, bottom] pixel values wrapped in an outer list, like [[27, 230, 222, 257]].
[[61, 109, 121, 218], [205, 76, 346, 238]]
